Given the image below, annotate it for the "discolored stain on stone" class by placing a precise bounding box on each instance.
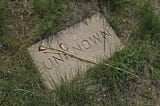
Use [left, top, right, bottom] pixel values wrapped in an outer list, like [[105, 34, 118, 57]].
[[28, 13, 123, 89]]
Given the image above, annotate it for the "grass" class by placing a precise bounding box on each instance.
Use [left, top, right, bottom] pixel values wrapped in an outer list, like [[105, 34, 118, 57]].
[[32, 0, 97, 41], [0, 0, 9, 36], [133, 0, 160, 41], [98, 0, 128, 12], [53, 74, 92, 106], [52, 73, 130, 106], [101, 0, 139, 38], [150, 51, 160, 86], [32, 0, 69, 39], [85, 41, 159, 105], [0, 0, 160, 105], [0, 50, 56, 106]]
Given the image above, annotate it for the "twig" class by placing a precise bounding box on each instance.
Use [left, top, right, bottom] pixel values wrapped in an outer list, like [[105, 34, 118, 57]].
[[40, 45, 141, 80], [44, 47, 97, 65]]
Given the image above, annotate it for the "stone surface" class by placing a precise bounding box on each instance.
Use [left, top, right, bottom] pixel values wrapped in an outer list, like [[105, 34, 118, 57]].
[[28, 13, 123, 89]]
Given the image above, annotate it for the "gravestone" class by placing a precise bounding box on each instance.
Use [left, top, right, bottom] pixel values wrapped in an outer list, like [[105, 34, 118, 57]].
[[28, 13, 123, 89]]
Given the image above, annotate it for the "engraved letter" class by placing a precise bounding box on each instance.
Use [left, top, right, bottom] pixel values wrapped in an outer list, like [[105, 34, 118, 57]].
[[42, 58, 53, 69], [72, 43, 83, 54], [52, 53, 64, 65], [81, 40, 91, 49], [89, 33, 102, 44], [100, 29, 112, 37]]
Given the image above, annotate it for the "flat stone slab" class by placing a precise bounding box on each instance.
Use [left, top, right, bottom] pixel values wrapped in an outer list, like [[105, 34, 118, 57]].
[[28, 13, 123, 89]]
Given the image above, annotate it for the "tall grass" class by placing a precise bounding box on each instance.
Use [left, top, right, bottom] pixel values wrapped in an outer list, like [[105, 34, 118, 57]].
[[53, 73, 94, 106], [133, 1, 160, 40], [87, 41, 153, 90], [85, 41, 160, 105]]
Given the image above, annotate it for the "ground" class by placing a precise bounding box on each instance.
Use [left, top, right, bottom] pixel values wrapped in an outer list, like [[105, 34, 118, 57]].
[[0, 0, 160, 106]]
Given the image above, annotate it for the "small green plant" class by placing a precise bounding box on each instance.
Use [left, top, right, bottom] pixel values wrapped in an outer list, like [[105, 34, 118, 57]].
[[0, 0, 9, 36]]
